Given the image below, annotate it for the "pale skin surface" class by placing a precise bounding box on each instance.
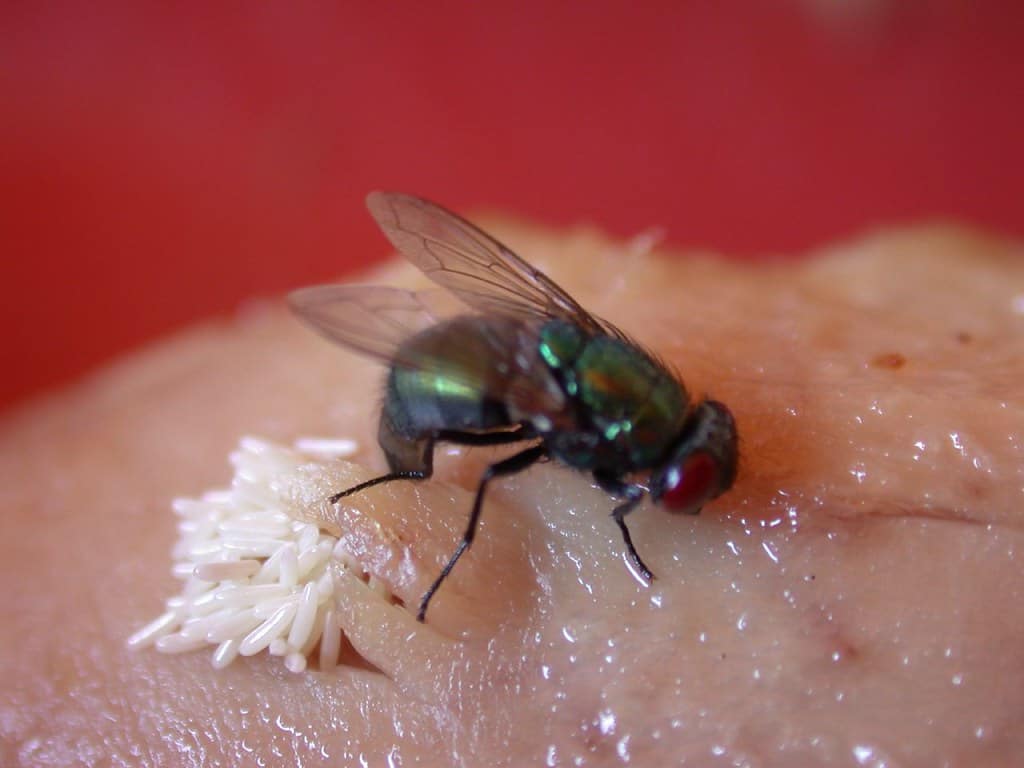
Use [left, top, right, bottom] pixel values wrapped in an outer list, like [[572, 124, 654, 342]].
[[1, 220, 1022, 766]]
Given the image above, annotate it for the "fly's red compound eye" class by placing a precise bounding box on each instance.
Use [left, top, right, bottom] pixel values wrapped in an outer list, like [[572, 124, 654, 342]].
[[661, 451, 719, 512]]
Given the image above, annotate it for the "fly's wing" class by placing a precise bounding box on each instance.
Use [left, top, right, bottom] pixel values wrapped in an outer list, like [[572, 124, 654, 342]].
[[366, 191, 625, 339], [288, 283, 568, 415], [288, 284, 439, 363]]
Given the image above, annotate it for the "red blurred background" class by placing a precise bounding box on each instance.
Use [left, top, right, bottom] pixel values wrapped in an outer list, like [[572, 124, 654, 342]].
[[2, 1, 1022, 411]]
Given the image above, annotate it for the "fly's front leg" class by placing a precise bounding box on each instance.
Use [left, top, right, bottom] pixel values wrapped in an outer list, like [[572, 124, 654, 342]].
[[417, 443, 547, 622], [594, 472, 654, 581]]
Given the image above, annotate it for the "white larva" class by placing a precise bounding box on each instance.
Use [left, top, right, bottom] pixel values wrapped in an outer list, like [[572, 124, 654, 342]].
[[292, 437, 358, 457], [212, 638, 242, 669], [155, 633, 208, 654], [278, 544, 299, 588], [285, 651, 308, 674], [126, 610, 180, 649], [240, 601, 298, 656], [127, 435, 395, 674], [287, 581, 320, 650], [214, 583, 292, 608], [252, 595, 297, 619], [194, 560, 261, 582], [205, 609, 263, 644], [318, 608, 341, 671]]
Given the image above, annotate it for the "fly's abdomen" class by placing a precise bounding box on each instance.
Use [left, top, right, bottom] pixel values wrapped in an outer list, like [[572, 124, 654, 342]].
[[383, 316, 520, 440], [386, 365, 509, 435], [377, 319, 515, 475]]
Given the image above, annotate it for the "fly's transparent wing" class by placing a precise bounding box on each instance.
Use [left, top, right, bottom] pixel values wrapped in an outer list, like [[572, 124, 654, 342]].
[[366, 191, 619, 337], [289, 282, 569, 418], [288, 285, 439, 363]]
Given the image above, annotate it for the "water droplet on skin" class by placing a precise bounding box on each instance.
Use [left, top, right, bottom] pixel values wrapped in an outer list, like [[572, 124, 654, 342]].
[[852, 744, 874, 765], [616, 734, 631, 762], [598, 709, 616, 735]]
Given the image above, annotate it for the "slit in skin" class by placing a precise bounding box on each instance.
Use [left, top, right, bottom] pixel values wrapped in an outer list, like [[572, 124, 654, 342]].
[[336, 633, 387, 676], [822, 502, 1003, 529]]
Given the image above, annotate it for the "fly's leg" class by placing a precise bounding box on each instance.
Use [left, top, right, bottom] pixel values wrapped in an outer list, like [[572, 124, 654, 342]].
[[329, 471, 428, 504], [331, 427, 531, 503], [594, 473, 654, 581], [436, 425, 531, 446], [329, 410, 438, 504], [417, 443, 547, 622], [612, 498, 654, 581]]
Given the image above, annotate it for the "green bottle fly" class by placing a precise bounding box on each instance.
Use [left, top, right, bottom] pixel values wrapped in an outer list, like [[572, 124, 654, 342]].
[[290, 192, 738, 622]]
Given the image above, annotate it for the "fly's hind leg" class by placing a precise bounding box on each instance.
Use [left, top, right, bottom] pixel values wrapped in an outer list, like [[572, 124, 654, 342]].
[[328, 469, 429, 504], [417, 442, 546, 622], [330, 425, 533, 503], [329, 413, 435, 504]]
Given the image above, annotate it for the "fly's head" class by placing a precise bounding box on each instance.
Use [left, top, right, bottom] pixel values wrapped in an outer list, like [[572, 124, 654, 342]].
[[650, 400, 738, 515]]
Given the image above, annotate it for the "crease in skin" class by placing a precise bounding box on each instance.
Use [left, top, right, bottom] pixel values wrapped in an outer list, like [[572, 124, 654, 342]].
[[329, 561, 462, 697]]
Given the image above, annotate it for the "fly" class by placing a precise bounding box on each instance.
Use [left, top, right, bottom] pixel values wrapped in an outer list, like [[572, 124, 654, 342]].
[[289, 192, 739, 622]]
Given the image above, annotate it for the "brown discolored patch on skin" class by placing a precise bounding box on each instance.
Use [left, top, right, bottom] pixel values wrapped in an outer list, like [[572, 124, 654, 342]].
[[870, 351, 907, 370], [1, 220, 1023, 766]]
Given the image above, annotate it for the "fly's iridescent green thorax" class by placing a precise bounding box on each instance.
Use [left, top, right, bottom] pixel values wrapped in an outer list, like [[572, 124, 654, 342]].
[[538, 320, 690, 471]]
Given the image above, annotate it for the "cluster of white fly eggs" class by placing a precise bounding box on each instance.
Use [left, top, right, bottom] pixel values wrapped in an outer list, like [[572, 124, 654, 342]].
[[127, 436, 375, 674]]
